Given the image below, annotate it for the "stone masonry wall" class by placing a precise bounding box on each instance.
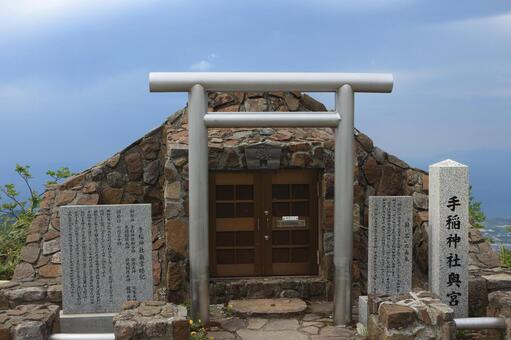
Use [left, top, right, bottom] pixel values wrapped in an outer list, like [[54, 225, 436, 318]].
[[161, 91, 431, 302], [113, 301, 188, 340], [367, 291, 456, 339], [4, 124, 168, 308], [0, 303, 60, 340], [3, 91, 500, 310]]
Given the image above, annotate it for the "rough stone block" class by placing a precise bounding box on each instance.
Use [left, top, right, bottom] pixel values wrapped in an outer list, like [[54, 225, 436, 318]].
[[378, 304, 416, 329], [20, 245, 40, 264], [113, 302, 188, 340], [488, 290, 511, 318], [0, 304, 59, 340], [47, 285, 62, 303], [482, 273, 511, 291], [468, 276, 488, 316], [14, 321, 45, 340], [165, 219, 187, 256]]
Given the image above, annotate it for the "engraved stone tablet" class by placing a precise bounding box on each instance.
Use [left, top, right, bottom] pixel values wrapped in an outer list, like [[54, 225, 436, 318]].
[[429, 159, 469, 317], [368, 196, 413, 294], [60, 204, 153, 313], [245, 143, 281, 170]]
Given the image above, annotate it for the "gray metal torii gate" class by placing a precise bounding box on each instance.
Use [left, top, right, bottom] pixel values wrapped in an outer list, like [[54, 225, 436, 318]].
[[149, 72, 393, 325]]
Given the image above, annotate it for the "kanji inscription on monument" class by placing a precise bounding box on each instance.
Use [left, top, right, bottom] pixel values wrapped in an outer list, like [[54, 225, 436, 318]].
[[429, 159, 469, 317], [368, 196, 413, 294], [60, 204, 153, 313]]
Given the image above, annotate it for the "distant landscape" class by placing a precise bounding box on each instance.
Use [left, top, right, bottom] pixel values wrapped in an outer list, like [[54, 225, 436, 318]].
[[481, 217, 511, 251]]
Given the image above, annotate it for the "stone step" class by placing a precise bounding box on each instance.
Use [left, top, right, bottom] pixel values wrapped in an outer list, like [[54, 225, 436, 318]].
[[228, 298, 307, 318], [211, 276, 330, 304]]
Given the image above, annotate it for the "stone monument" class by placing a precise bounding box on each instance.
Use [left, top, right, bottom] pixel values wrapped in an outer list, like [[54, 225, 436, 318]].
[[360, 196, 413, 326], [429, 159, 469, 318], [59, 204, 153, 332], [367, 196, 413, 294]]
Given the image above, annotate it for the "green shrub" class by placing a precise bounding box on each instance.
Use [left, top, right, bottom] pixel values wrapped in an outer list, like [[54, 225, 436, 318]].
[[500, 246, 511, 268], [0, 165, 74, 280], [188, 319, 208, 340], [469, 185, 486, 229], [0, 216, 30, 279], [483, 236, 494, 244]]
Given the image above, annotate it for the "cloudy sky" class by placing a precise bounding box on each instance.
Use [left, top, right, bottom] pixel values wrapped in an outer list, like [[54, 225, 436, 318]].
[[0, 0, 510, 217]]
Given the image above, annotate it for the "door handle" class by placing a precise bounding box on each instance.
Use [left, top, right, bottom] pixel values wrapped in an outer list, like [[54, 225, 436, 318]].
[[263, 210, 271, 241], [264, 210, 270, 228]]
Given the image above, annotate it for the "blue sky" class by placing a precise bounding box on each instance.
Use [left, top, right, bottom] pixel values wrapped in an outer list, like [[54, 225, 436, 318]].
[[0, 0, 510, 217]]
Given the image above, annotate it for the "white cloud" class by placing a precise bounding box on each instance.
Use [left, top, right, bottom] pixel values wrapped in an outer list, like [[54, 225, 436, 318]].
[[189, 60, 212, 71], [296, 0, 414, 11], [434, 11, 511, 37], [189, 56, 215, 71], [0, 69, 145, 114], [390, 66, 511, 98], [393, 68, 446, 87], [0, 0, 157, 35]]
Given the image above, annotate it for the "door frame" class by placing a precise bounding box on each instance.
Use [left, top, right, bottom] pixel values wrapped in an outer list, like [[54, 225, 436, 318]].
[[208, 169, 320, 278]]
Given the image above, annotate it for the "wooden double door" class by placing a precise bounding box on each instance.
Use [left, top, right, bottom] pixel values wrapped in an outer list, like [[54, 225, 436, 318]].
[[209, 170, 318, 277]]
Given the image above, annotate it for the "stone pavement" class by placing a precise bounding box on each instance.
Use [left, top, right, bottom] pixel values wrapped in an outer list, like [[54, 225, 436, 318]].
[[207, 302, 365, 340]]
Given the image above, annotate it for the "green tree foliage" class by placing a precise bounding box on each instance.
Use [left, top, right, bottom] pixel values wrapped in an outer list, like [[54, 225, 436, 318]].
[[46, 167, 74, 186], [0, 165, 74, 279], [469, 185, 486, 229]]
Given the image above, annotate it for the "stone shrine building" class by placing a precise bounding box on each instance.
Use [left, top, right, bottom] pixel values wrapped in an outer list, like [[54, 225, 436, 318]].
[[3, 92, 501, 314]]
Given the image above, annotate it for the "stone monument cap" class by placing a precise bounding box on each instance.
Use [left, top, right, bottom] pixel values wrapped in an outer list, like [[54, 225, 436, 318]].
[[430, 159, 468, 168]]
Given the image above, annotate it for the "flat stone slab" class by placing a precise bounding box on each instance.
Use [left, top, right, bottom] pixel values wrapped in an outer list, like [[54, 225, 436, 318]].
[[263, 319, 299, 331], [306, 301, 332, 316], [320, 325, 357, 337], [210, 312, 361, 340], [482, 273, 511, 291], [220, 317, 247, 331], [229, 298, 307, 317], [302, 313, 321, 321], [247, 318, 267, 330], [301, 325, 319, 334], [207, 330, 237, 339], [237, 329, 308, 340]]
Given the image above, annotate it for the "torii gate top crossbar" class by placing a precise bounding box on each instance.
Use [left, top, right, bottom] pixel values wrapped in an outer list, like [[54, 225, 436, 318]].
[[150, 72, 393, 92], [149, 72, 393, 326]]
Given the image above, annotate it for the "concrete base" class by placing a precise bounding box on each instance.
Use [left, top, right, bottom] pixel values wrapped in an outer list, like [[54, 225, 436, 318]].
[[358, 296, 368, 327], [59, 311, 117, 333]]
